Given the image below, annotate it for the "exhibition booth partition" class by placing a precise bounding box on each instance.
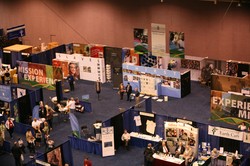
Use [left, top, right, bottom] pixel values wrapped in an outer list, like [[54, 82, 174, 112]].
[[0, 84, 43, 124], [25, 140, 74, 166], [55, 53, 106, 83], [210, 74, 250, 126], [101, 108, 250, 160], [1, 44, 65, 68], [122, 63, 190, 98], [29, 44, 66, 65], [17, 61, 63, 90]]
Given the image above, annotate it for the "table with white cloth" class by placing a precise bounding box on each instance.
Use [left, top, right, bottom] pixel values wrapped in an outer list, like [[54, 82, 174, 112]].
[[129, 132, 162, 148], [152, 153, 185, 166]]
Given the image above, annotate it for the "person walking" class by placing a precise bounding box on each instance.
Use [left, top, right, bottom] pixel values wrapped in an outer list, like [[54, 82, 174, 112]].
[[95, 80, 101, 100]]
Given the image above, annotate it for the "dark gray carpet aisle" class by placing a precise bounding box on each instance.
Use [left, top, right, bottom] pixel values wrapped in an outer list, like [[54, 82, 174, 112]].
[[0, 80, 237, 166]]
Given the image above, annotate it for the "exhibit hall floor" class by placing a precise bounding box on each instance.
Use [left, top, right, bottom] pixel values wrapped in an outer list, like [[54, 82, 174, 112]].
[[0, 80, 237, 166]]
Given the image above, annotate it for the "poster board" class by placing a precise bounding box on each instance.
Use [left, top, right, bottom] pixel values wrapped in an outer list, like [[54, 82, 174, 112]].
[[0, 85, 12, 102], [164, 121, 199, 157], [210, 90, 250, 126], [17, 61, 62, 90], [55, 53, 106, 83], [151, 23, 166, 57], [122, 63, 183, 98], [101, 126, 115, 157]]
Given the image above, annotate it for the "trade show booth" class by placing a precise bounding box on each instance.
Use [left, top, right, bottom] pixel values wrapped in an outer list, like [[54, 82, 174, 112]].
[[122, 63, 190, 98]]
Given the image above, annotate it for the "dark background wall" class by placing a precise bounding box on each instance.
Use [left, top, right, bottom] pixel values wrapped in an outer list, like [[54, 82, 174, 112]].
[[0, 0, 250, 61]]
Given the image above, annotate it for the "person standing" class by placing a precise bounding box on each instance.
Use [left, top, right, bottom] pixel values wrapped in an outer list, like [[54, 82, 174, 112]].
[[0, 67, 5, 84], [39, 101, 47, 119], [66, 97, 76, 114], [67, 74, 75, 91], [17, 137, 26, 154], [121, 129, 130, 150], [83, 156, 92, 166], [0, 121, 6, 140], [144, 143, 155, 166], [5, 117, 14, 139], [135, 88, 140, 108], [26, 129, 35, 155], [126, 82, 132, 101], [45, 104, 54, 131], [95, 80, 101, 100], [119, 83, 125, 100], [11, 141, 22, 166], [0, 131, 4, 155], [4, 68, 11, 85]]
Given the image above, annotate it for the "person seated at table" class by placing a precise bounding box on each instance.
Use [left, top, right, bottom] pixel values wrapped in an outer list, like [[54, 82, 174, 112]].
[[121, 129, 130, 150], [75, 97, 84, 113], [175, 141, 185, 158], [158, 140, 169, 155], [56, 103, 69, 114], [210, 148, 219, 166], [231, 155, 240, 166], [238, 122, 246, 131], [182, 144, 194, 166]]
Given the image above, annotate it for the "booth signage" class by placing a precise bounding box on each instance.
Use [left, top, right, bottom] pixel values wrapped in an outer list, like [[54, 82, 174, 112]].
[[164, 122, 199, 157], [17, 61, 62, 90], [101, 126, 115, 157], [208, 125, 243, 141], [0, 85, 12, 102], [210, 90, 250, 125], [7, 24, 26, 40]]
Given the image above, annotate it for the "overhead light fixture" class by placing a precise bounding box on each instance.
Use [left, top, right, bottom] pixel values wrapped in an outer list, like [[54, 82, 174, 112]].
[[237, 0, 242, 7], [161, 0, 163, 2]]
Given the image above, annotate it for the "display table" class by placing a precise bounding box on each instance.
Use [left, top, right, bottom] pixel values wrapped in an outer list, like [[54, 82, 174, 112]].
[[152, 153, 185, 166], [130, 132, 162, 148], [195, 153, 243, 166], [3, 44, 33, 53], [193, 156, 211, 166]]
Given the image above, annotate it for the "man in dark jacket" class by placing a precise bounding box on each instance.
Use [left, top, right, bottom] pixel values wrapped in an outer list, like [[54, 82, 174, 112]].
[[126, 82, 132, 101], [11, 141, 22, 166]]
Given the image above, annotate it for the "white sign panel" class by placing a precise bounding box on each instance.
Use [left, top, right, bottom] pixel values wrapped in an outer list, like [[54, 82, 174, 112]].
[[208, 125, 244, 141], [17, 88, 26, 98], [101, 126, 115, 157], [151, 23, 166, 56], [55, 53, 106, 83]]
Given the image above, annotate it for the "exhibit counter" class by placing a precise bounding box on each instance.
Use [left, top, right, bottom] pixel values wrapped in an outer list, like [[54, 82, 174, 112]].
[[130, 132, 162, 148], [153, 153, 185, 166]]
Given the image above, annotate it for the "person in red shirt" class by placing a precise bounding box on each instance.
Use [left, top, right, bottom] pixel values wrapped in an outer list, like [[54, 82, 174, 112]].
[[83, 156, 92, 166], [5, 117, 14, 139]]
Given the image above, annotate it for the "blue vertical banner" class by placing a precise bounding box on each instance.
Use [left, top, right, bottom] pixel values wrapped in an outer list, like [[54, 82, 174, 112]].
[[69, 113, 81, 138]]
